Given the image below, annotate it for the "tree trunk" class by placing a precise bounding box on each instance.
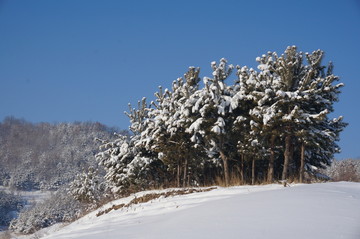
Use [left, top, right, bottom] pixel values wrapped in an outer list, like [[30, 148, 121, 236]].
[[177, 164, 181, 188], [288, 139, 295, 178], [183, 158, 188, 188], [282, 135, 291, 180], [300, 143, 305, 183], [251, 158, 256, 185], [220, 150, 230, 186], [267, 135, 275, 183], [239, 154, 244, 184]]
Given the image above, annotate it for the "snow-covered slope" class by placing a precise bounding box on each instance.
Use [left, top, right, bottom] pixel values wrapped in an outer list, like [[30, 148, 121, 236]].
[[28, 182, 360, 239]]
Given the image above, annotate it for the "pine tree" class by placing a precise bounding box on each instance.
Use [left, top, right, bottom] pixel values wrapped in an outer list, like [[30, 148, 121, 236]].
[[148, 67, 207, 187], [231, 64, 267, 184], [253, 46, 346, 182], [186, 58, 236, 186]]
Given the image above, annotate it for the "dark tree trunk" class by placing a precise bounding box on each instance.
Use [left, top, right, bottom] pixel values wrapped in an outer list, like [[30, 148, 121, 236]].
[[177, 164, 181, 187], [251, 158, 256, 185], [267, 135, 275, 183], [300, 143, 305, 183], [239, 154, 244, 184], [288, 139, 295, 178], [282, 135, 292, 180], [220, 150, 230, 186], [183, 158, 188, 188]]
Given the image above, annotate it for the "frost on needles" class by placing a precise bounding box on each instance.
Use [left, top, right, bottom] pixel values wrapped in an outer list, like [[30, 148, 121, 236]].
[[96, 46, 347, 195]]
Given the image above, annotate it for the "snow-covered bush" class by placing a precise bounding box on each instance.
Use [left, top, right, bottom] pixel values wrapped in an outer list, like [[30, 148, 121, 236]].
[[9, 188, 82, 234], [69, 167, 112, 209]]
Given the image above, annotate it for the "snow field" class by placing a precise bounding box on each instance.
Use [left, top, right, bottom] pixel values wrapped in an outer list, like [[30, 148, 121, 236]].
[[28, 182, 360, 239]]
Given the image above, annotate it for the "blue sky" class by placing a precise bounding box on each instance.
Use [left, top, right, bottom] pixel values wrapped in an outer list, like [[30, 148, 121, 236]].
[[0, 0, 359, 159]]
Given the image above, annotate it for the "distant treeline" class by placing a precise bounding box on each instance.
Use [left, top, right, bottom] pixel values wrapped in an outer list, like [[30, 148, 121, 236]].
[[0, 116, 127, 190], [321, 158, 360, 182]]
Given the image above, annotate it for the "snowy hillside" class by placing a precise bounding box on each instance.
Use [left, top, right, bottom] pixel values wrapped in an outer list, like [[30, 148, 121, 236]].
[[18, 182, 360, 239]]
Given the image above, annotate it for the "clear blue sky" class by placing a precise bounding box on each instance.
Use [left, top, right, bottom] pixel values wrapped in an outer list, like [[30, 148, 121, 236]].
[[0, 0, 359, 159]]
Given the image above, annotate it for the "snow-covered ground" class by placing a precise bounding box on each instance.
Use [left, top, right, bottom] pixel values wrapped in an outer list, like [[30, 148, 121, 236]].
[[17, 182, 360, 239]]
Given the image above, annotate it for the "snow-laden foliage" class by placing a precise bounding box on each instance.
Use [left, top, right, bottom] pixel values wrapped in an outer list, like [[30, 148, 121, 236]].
[[97, 46, 346, 194], [95, 134, 166, 195], [69, 167, 108, 208]]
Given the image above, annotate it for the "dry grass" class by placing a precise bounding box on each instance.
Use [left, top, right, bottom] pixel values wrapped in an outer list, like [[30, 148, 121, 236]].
[[96, 187, 216, 217]]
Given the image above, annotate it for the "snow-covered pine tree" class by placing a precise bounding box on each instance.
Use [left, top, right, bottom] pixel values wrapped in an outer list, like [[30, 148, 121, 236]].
[[146, 67, 207, 187], [269, 46, 306, 180], [295, 50, 347, 181], [95, 135, 133, 194], [232, 63, 272, 184], [252, 46, 347, 182], [245, 50, 294, 183], [186, 58, 236, 186]]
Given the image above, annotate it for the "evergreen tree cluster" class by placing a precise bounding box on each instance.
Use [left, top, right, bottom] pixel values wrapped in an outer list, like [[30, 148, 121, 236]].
[[97, 46, 346, 194]]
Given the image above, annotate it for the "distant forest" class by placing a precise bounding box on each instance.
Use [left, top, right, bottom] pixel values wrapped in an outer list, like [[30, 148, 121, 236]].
[[0, 116, 127, 191]]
